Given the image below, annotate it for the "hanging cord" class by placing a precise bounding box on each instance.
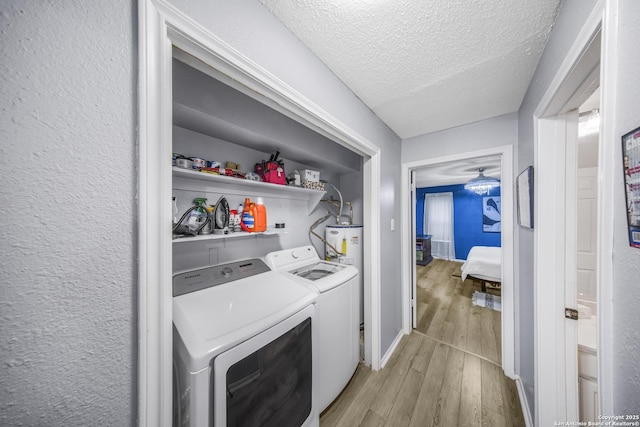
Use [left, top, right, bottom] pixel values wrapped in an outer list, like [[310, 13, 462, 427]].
[[172, 206, 209, 236], [320, 181, 343, 224], [321, 198, 353, 225], [308, 213, 343, 256]]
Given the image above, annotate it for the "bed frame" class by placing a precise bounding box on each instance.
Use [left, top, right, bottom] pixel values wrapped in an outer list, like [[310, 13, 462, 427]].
[[468, 275, 502, 293]]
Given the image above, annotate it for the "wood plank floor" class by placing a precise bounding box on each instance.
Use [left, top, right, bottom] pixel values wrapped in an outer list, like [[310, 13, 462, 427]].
[[415, 259, 502, 365], [320, 259, 524, 427]]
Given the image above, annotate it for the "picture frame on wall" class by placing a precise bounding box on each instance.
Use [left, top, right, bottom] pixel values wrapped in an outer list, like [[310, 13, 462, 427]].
[[622, 126, 640, 248], [517, 166, 534, 228], [482, 196, 501, 232]]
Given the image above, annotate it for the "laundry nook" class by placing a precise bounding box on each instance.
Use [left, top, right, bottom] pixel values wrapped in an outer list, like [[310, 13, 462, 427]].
[[3, 1, 640, 426]]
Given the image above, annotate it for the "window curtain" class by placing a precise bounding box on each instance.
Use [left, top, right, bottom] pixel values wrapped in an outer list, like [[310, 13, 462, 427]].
[[424, 192, 456, 260]]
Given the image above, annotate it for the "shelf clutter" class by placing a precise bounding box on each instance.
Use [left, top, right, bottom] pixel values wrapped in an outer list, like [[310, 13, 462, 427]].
[[172, 167, 325, 215]]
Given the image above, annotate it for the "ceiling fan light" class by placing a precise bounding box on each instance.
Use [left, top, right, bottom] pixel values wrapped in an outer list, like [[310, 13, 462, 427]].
[[464, 168, 500, 195]]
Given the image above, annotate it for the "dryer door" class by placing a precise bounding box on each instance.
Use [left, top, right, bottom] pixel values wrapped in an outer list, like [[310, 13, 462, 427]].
[[213, 305, 317, 427]]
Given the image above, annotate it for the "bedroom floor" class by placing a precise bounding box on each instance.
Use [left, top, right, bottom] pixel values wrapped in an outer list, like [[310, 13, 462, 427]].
[[415, 258, 502, 365], [320, 259, 524, 426]]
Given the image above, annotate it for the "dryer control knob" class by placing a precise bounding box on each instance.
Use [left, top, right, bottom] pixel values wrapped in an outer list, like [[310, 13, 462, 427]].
[[221, 267, 233, 278], [291, 250, 299, 259]]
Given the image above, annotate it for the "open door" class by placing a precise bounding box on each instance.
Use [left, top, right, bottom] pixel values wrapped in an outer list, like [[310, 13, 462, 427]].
[[564, 109, 581, 422], [411, 170, 417, 328], [534, 22, 601, 424]]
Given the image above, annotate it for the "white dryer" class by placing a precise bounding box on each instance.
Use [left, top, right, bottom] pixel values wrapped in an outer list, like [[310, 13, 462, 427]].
[[265, 246, 359, 412], [173, 258, 319, 427]]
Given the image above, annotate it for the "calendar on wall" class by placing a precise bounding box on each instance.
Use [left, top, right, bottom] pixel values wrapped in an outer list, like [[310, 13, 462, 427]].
[[622, 125, 640, 248]]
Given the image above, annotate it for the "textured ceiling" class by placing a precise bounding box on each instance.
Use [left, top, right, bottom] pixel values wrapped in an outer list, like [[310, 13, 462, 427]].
[[414, 155, 501, 188], [258, 0, 562, 139]]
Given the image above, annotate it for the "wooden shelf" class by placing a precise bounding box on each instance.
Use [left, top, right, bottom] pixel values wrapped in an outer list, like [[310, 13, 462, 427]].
[[172, 167, 325, 214]]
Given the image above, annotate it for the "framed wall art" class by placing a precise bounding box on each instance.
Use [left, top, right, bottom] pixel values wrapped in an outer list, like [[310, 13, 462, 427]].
[[517, 166, 534, 229], [622, 126, 640, 248], [482, 196, 501, 232]]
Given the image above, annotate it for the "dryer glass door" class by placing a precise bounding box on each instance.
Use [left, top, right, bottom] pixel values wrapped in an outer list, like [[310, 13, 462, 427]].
[[213, 305, 315, 427]]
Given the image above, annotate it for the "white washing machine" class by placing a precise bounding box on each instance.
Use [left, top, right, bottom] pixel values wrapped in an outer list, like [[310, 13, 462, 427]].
[[173, 258, 319, 427], [265, 246, 359, 412]]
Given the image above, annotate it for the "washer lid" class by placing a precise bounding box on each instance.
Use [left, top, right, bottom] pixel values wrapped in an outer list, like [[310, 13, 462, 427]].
[[289, 261, 346, 281], [288, 261, 358, 293], [173, 270, 316, 371]]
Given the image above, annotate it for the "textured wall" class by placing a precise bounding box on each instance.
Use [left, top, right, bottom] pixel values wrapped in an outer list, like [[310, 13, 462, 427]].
[[402, 112, 518, 163], [0, 1, 137, 425], [517, 0, 599, 419], [611, 0, 640, 413]]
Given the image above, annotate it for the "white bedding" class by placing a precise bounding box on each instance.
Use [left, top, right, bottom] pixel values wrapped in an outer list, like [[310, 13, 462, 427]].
[[461, 246, 502, 282]]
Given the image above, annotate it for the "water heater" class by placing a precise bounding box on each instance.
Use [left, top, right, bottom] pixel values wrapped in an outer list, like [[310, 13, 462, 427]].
[[325, 225, 364, 324]]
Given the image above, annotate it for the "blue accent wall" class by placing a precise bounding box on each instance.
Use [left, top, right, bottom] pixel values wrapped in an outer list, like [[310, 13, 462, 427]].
[[416, 184, 501, 260]]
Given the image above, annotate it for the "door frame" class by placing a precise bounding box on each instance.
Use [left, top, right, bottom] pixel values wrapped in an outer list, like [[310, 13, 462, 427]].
[[400, 144, 515, 378], [532, 1, 612, 423], [138, 1, 383, 425]]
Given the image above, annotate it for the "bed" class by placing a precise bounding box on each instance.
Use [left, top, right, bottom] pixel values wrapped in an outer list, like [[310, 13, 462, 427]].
[[461, 246, 502, 292]]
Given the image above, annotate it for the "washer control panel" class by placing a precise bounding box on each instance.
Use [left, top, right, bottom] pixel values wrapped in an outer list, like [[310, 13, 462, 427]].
[[173, 258, 271, 297], [266, 246, 319, 270]]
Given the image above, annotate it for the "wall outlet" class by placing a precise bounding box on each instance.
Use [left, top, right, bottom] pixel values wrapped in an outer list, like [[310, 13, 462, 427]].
[[390, 218, 395, 231]]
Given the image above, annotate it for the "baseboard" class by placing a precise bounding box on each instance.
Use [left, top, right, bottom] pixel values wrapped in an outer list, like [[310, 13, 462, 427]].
[[380, 330, 406, 369], [515, 375, 533, 427]]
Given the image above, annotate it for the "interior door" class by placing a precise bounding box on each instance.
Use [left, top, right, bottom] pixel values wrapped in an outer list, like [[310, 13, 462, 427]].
[[564, 109, 580, 422], [411, 170, 417, 328]]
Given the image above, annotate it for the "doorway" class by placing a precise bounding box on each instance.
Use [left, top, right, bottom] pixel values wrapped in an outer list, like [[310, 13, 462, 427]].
[[533, 21, 602, 425], [401, 144, 515, 378]]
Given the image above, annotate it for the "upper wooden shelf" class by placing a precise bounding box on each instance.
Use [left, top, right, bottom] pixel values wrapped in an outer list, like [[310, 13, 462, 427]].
[[172, 167, 326, 214]]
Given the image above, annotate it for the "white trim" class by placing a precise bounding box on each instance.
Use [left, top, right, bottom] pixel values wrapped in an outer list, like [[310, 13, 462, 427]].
[[534, 116, 570, 427], [515, 375, 534, 427], [139, 1, 384, 423], [597, 0, 618, 415], [533, 2, 604, 118], [364, 152, 382, 370], [138, 2, 173, 426], [533, 3, 604, 424], [380, 330, 407, 369], [400, 144, 515, 379], [411, 171, 417, 328], [564, 110, 580, 423]]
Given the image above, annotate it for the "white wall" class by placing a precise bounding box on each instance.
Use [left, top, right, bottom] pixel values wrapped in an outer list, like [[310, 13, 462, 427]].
[[609, 0, 640, 413], [0, 1, 136, 425], [1, 0, 402, 424], [516, 0, 599, 418], [402, 112, 518, 163]]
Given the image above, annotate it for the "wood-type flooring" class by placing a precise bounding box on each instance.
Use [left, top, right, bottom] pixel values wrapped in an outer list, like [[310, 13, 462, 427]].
[[320, 259, 524, 427]]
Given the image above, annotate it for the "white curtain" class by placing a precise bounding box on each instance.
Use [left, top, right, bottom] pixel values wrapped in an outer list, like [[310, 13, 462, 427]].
[[424, 192, 456, 260]]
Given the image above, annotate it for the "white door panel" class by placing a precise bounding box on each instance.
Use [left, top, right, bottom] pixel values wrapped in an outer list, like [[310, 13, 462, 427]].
[[577, 168, 598, 298]]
